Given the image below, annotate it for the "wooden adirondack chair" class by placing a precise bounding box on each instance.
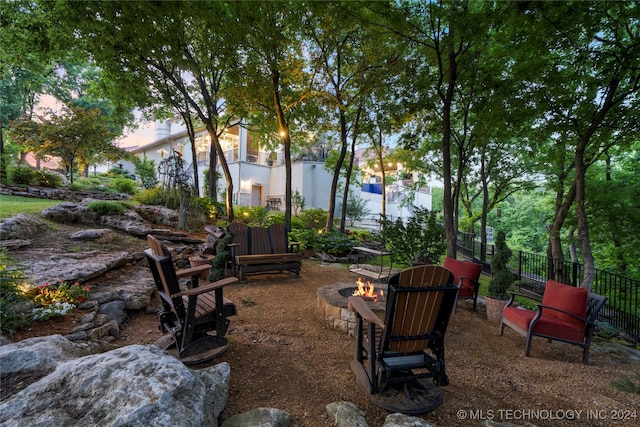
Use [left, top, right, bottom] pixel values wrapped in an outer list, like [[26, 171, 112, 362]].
[[145, 235, 238, 364], [348, 265, 458, 415], [500, 279, 607, 364]]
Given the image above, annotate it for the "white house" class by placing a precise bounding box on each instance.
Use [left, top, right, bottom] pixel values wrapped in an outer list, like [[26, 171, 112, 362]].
[[130, 121, 432, 222], [131, 120, 335, 211]]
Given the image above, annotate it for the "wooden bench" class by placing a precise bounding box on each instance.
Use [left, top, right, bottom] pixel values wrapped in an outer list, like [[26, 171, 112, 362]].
[[227, 222, 303, 282], [349, 246, 393, 282]]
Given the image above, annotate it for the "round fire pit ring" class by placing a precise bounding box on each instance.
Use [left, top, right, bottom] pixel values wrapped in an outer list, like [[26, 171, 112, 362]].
[[316, 282, 388, 335]]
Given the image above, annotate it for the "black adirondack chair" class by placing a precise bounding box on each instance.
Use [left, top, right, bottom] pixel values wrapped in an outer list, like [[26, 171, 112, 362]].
[[145, 235, 238, 364], [348, 265, 458, 414]]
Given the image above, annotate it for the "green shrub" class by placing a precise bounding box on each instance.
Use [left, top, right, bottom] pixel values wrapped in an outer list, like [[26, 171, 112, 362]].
[[298, 208, 328, 230], [109, 176, 137, 195], [317, 231, 358, 256], [289, 228, 319, 251], [107, 166, 135, 180], [87, 200, 126, 215], [0, 249, 30, 335], [134, 187, 166, 205], [488, 230, 514, 300], [134, 157, 158, 189], [381, 207, 446, 265], [235, 206, 267, 225], [70, 176, 110, 192], [67, 181, 83, 191], [35, 170, 63, 188], [349, 229, 374, 242], [346, 192, 371, 226], [9, 165, 36, 185]]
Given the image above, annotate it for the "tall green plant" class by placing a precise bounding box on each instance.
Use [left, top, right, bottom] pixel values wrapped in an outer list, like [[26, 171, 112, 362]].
[[381, 207, 446, 265], [488, 230, 514, 300]]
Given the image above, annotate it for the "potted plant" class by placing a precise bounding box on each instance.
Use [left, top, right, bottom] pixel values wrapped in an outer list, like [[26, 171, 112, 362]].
[[485, 230, 515, 323], [381, 207, 446, 266]]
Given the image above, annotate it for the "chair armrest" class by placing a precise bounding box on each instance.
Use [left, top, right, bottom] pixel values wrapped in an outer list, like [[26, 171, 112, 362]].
[[176, 264, 211, 279], [457, 276, 481, 292], [289, 241, 301, 253], [505, 291, 543, 308], [348, 296, 386, 329], [172, 277, 238, 297], [535, 304, 590, 324]]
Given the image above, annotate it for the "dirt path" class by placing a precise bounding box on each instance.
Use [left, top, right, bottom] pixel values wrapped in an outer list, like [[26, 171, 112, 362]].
[[7, 222, 640, 426]]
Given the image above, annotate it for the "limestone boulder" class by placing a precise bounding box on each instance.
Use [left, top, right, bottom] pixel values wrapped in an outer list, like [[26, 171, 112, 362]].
[[41, 202, 98, 224], [99, 210, 152, 237], [0, 214, 48, 240], [0, 342, 230, 427], [18, 251, 136, 286], [69, 228, 115, 243], [0, 335, 116, 376], [221, 407, 293, 427]]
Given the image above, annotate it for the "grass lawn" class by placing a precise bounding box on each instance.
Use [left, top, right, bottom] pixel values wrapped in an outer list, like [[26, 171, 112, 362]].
[[0, 195, 61, 219]]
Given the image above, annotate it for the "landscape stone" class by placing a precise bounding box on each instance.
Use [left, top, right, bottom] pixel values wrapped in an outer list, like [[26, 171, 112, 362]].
[[383, 413, 439, 426], [69, 228, 115, 243], [0, 213, 48, 240], [0, 239, 33, 249], [221, 407, 293, 427], [0, 334, 116, 376], [0, 343, 231, 427], [326, 401, 369, 427], [41, 202, 97, 224], [99, 210, 152, 237], [98, 300, 127, 326]]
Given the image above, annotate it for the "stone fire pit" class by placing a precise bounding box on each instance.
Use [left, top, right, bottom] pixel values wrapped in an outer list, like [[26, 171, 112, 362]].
[[316, 283, 387, 335]]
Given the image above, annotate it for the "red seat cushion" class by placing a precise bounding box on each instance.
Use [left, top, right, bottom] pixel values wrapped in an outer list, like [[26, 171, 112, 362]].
[[503, 306, 586, 342], [444, 257, 482, 298], [542, 280, 588, 330]]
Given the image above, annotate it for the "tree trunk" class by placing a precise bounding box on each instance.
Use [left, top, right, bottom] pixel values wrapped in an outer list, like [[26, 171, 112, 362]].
[[207, 128, 234, 222], [327, 109, 349, 233]]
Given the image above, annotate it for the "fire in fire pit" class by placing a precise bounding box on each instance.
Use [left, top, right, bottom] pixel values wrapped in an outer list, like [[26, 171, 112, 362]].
[[350, 278, 385, 302]]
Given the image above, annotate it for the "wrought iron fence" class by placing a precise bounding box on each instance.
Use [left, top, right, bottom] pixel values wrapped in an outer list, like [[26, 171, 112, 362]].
[[456, 231, 640, 340]]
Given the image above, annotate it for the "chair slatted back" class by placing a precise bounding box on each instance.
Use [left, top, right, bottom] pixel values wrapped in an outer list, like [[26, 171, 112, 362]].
[[383, 265, 457, 353], [227, 222, 250, 256], [145, 235, 186, 318], [250, 226, 272, 254], [268, 223, 289, 253]]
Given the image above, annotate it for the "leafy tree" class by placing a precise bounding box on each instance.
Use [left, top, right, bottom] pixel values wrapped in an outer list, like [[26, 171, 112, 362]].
[[512, 1, 640, 290], [226, 0, 314, 231], [345, 192, 371, 227], [12, 105, 118, 183], [134, 157, 158, 189]]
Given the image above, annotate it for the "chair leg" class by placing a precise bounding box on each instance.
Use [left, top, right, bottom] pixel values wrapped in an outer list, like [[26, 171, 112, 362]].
[[499, 319, 504, 335], [525, 333, 533, 357]]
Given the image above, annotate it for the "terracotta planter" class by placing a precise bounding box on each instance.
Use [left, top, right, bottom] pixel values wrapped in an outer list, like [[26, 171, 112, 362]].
[[485, 296, 508, 324], [188, 254, 214, 267]]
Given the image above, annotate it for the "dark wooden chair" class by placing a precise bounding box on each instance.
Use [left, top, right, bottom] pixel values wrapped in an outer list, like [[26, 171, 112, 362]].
[[500, 279, 607, 364], [348, 265, 458, 415], [443, 257, 482, 311], [145, 235, 238, 364]]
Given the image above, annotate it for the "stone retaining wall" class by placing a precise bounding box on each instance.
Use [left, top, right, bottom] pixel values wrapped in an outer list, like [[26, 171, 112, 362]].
[[1, 184, 128, 202]]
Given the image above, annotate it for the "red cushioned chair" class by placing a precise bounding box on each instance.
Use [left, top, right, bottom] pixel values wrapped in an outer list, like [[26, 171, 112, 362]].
[[500, 280, 606, 364], [443, 257, 482, 311]]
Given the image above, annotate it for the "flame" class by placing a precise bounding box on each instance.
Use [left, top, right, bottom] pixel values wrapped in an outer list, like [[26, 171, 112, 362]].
[[353, 278, 384, 302]]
